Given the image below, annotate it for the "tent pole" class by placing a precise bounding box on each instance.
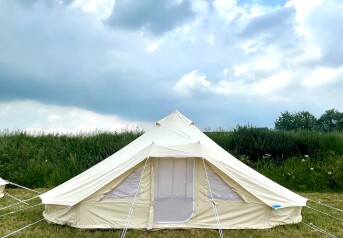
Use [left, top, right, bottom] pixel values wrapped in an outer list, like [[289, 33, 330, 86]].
[[121, 158, 149, 238], [202, 158, 224, 238]]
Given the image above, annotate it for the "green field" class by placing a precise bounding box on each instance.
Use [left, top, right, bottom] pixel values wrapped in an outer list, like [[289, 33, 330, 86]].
[[1, 129, 342, 192], [0, 189, 342, 238], [1, 129, 343, 237]]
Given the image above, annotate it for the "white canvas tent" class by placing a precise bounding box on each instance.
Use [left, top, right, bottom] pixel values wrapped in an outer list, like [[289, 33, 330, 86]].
[[0, 177, 8, 198], [40, 110, 307, 230]]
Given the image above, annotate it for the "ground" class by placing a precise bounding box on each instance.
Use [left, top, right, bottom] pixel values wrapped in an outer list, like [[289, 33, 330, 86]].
[[0, 189, 342, 238]]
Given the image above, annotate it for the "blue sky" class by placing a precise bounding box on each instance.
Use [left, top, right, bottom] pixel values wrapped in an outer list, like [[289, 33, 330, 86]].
[[1, 0, 343, 133]]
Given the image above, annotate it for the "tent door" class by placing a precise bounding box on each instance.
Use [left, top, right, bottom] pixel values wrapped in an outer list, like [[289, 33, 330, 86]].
[[154, 158, 194, 223]]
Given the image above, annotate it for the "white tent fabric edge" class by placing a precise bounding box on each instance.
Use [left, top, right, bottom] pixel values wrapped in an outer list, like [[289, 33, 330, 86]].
[[0, 177, 9, 198]]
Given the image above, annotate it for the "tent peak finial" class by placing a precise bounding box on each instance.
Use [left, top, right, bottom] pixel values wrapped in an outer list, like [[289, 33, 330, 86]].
[[156, 110, 194, 126]]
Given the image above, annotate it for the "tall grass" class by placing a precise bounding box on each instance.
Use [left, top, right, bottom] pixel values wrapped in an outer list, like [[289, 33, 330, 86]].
[[0, 128, 342, 191], [207, 127, 324, 161], [207, 127, 343, 191], [0, 130, 142, 188]]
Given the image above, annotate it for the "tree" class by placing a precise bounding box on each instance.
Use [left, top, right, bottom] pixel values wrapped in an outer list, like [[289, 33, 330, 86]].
[[294, 111, 317, 131], [275, 111, 295, 131], [275, 111, 317, 131], [317, 109, 343, 132]]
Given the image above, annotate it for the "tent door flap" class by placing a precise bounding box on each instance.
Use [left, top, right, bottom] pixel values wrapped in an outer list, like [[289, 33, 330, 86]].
[[153, 158, 195, 223]]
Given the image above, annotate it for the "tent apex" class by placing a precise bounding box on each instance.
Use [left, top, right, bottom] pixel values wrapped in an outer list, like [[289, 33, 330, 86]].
[[156, 110, 194, 126]]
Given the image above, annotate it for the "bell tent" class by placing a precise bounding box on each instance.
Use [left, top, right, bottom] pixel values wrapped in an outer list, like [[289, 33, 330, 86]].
[[0, 177, 8, 198], [39, 110, 307, 230]]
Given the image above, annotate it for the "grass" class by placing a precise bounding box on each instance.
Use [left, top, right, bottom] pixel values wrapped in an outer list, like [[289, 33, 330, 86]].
[[0, 131, 142, 188], [0, 189, 342, 238], [1, 129, 343, 236], [1, 130, 343, 191]]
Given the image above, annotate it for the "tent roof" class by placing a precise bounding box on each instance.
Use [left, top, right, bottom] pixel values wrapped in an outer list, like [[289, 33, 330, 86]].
[[0, 177, 8, 186], [40, 110, 307, 208]]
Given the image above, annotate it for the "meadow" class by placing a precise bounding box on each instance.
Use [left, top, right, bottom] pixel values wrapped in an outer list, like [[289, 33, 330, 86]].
[[0, 128, 342, 191], [0, 128, 343, 237], [0, 189, 342, 237]]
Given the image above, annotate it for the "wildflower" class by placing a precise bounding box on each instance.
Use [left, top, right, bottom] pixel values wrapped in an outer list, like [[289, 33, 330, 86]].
[[304, 155, 309, 158], [310, 168, 314, 171], [328, 171, 332, 175], [301, 159, 305, 162], [45, 160, 48, 162], [292, 176, 295, 179], [263, 154, 271, 159], [287, 173, 291, 176]]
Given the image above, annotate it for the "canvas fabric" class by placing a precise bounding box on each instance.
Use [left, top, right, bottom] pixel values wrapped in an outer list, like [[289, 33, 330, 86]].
[[0, 178, 8, 198], [40, 110, 307, 229], [43, 158, 303, 229]]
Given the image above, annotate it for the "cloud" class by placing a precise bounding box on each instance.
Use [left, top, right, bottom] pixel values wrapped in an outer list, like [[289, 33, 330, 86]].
[[0, 0, 343, 131], [302, 66, 343, 87], [0, 100, 151, 134], [106, 0, 196, 35], [146, 41, 160, 53], [305, 1, 343, 67], [0, 0, 173, 120], [239, 7, 294, 37], [174, 69, 293, 99], [173, 70, 211, 97], [286, 0, 343, 67], [237, 0, 288, 7], [70, 0, 114, 19], [11, 0, 74, 8]]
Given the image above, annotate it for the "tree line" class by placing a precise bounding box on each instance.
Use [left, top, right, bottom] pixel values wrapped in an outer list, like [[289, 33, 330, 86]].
[[274, 109, 343, 132]]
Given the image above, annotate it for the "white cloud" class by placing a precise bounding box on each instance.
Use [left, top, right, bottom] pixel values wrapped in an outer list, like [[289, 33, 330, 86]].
[[292, 42, 323, 65], [47, 114, 62, 123], [222, 68, 229, 77], [213, 0, 239, 20], [302, 66, 343, 87], [173, 70, 211, 97], [233, 52, 281, 78], [174, 69, 292, 99], [71, 0, 114, 19], [205, 34, 214, 45], [214, 79, 244, 95], [240, 40, 259, 55], [0, 101, 151, 134], [146, 42, 160, 53], [250, 71, 293, 95], [1, 0, 343, 129], [286, 0, 324, 36], [233, 64, 249, 77]]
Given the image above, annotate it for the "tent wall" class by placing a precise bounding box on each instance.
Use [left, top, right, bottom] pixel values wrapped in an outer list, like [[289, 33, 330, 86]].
[[43, 161, 152, 228], [0, 185, 5, 198], [43, 158, 302, 229], [154, 159, 302, 229], [0, 178, 7, 198]]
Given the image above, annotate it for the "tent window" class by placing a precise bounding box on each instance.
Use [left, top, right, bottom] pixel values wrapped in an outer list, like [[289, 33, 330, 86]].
[[104, 169, 142, 199], [207, 167, 241, 200], [154, 158, 194, 223]]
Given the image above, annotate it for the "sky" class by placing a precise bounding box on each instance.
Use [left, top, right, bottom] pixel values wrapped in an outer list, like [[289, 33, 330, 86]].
[[1, 0, 343, 133]]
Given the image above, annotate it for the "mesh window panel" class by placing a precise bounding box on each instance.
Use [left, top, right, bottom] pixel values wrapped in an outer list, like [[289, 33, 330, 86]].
[[104, 169, 142, 199], [207, 167, 241, 200], [154, 158, 194, 223]]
